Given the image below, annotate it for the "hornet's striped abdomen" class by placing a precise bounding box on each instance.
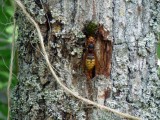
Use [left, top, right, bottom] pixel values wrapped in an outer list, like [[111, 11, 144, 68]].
[[85, 54, 95, 71]]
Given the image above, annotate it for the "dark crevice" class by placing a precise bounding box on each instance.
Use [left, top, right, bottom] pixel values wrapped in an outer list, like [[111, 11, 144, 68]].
[[71, 0, 77, 24], [62, 112, 75, 120], [111, 0, 116, 100], [26, 105, 33, 115], [34, 1, 52, 44], [61, 39, 69, 59], [104, 87, 111, 105], [46, 11, 53, 22], [127, 63, 133, 102], [36, 96, 46, 120], [60, 0, 63, 13], [42, 80, 51, 90], [34, 0, 43, 8], [26, 90, 29, 101], [44, 14, 51, 44], [116, 89, 121, 96], [126, 95, 133, 103], [84, 107, 93, 120]]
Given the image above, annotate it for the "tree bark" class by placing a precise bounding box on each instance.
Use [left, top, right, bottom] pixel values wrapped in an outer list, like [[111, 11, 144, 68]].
[[12, 0, 160, 120]]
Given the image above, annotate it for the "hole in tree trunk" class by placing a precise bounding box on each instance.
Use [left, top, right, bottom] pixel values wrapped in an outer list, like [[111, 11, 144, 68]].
[[82, 22, 113, 79]]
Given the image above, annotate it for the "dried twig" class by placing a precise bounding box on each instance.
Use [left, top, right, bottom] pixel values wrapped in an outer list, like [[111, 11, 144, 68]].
[[7, 5, 16, 120]]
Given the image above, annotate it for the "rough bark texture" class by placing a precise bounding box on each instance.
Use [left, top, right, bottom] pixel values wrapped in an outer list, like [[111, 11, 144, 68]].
[[12, 0, 160, 120]]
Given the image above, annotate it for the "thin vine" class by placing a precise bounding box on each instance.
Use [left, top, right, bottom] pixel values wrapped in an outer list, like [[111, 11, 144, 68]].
[[7, 4, 16, 120]]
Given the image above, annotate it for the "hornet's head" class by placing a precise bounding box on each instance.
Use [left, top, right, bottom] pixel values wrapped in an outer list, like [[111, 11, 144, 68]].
[[88, 36, 95, 43]]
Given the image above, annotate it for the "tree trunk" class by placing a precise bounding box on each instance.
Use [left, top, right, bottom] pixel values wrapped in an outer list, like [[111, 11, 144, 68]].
[[12, 0, 160, 120]]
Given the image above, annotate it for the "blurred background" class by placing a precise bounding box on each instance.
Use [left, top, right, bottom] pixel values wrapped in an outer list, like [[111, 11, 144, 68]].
[[0, 0, 159, 120], [0, 0, 17, 120]]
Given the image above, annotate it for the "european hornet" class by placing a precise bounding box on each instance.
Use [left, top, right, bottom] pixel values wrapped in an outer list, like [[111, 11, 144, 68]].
[[82, 36, 98, 80]]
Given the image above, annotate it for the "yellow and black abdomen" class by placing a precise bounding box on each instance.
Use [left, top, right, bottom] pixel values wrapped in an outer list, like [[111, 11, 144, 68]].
[[85, 54, 95, 71]]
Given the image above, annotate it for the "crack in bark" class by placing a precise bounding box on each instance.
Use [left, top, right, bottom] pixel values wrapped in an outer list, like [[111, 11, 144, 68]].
[[36, 95, 46, 120], [71, 0, 77, 24], [42, 80, 50, 90]]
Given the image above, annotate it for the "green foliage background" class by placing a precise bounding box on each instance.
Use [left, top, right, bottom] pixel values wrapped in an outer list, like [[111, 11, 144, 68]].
[[0, 0, 159, 120], [0, 0, 17, 120]]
